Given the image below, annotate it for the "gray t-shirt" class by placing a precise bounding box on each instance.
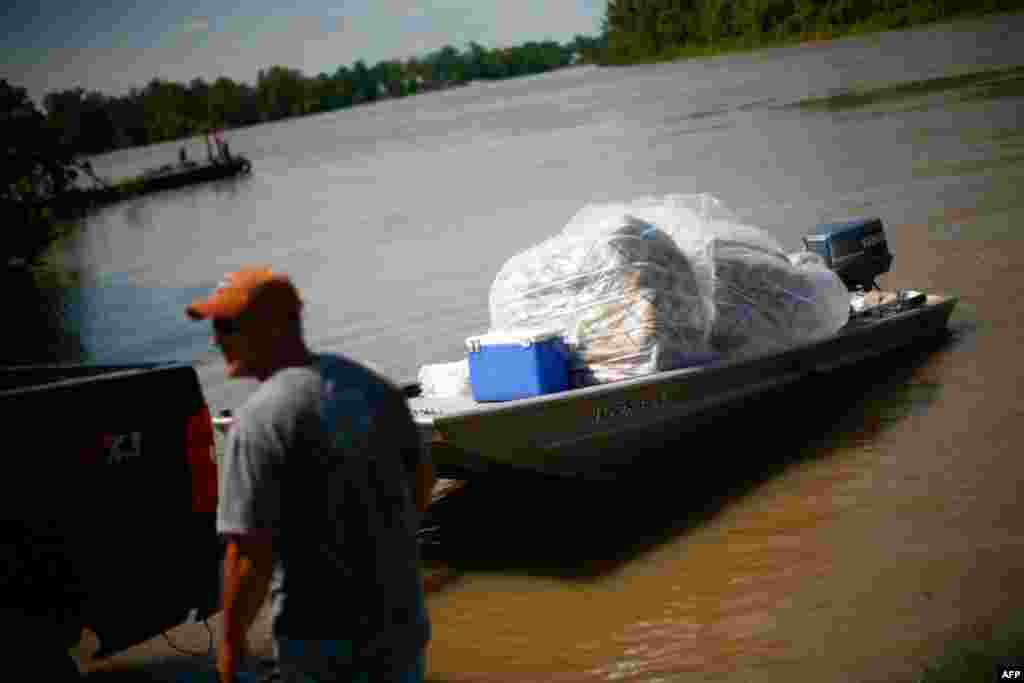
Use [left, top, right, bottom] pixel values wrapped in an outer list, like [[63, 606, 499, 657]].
[[217, 353, 429, 667]]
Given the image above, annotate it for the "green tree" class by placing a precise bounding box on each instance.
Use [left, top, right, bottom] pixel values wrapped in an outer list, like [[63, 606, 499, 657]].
[[43, 88, 86, 149], [308, 72, 333, 113], [2, 79, 80, 265], [373, 60, 407, 98], [604, 0, 660, 61], [568, 34, 608, 63], [105, 90, 147, 148], [184, 77, 211, 129], [426, 45, 466, 84], [208, 77, 235, 127], [350, 60, 378, 104], [331, 66, 356, 107], [142, 78, 190, 142], [78, 91, 118, 153], [30, 30, 609, 154], [256, 66, 306, 120]]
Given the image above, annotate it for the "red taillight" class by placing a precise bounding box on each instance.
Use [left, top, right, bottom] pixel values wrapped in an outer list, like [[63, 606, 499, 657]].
[[185, 404, 218, 513], [79, 434, 106, 466]]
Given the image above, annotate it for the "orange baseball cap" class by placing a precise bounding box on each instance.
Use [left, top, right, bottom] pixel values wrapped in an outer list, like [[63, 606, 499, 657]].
[[186, 266, 302, 321]]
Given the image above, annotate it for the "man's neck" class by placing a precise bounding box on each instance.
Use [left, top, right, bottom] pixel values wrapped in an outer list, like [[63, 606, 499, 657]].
[[258, 344, 314, 382]]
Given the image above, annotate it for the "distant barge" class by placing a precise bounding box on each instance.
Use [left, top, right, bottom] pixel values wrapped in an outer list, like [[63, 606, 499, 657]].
[[52, 155, 253, 215], [130, 156, 252, 194]]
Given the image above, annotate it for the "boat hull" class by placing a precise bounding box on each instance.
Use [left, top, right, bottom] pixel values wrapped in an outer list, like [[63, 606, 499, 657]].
[[408, 295, 958, 479], [137, 157, 252, 193]]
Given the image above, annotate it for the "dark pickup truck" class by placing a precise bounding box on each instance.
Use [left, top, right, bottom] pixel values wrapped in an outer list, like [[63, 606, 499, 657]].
[[1, 363, 222, 679]]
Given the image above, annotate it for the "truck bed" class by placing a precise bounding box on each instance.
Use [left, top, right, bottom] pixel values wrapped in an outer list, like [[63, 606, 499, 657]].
[[1, 362, 222, 661]]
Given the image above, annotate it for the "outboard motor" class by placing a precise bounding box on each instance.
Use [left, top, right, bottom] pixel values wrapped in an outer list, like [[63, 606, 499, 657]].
[[803, 217, 893, 291]]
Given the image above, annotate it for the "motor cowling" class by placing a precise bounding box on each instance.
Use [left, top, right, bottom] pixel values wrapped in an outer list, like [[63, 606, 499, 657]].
[[803, 217, 893, 291]]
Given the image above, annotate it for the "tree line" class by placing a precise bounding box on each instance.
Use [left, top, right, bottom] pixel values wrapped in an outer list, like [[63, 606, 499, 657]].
[[5, 0, 1021, 267], [2, 36, 602, 266], [30, 0, 1023, 158], [2, 80, 81, 266], [40, 36, 606, 156], [600, 0, 1024, 63]]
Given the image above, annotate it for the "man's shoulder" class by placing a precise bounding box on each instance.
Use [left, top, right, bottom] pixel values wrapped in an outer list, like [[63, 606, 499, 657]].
[[317, 353, 401, 399], [240, 364, 320, 425], [258, 364, 319, 399]]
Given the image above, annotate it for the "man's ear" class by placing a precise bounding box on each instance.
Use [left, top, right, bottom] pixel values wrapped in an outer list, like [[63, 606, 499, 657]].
[[265, 321, 284, 339], [265, 317, 298, 342]]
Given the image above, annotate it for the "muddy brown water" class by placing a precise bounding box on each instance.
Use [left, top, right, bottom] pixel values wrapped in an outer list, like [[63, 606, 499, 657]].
[[417, 218, 1024, 682], [77, 196, 1024, 683], [46, 14, 1024, 683]]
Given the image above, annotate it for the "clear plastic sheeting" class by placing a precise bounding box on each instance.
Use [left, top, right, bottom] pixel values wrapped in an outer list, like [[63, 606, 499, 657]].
[[708, 229, 851, 359], [571, 195, 850, 359], [489, 214, 713, 387], [417, 359, 472, 398], [488, 194, 851, 387]]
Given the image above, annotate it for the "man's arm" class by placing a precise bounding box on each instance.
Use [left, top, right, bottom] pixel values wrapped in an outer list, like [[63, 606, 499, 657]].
[[217, 533, 274, 683], [390, 389, 435, 515], [413, 456, 436, 516]]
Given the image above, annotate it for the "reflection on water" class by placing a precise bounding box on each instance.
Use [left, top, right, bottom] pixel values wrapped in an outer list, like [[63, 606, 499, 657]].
[[1, 266, 85, 365], [422, 337, 951, 577], [3, 254, 219, 367], [57, 275, 219, 365], [420, 335, 958, 680], [790, 64, 1024, 112], [914, 150, 1024, 180]]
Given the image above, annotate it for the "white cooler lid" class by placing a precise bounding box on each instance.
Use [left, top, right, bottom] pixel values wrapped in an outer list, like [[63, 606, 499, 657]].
[[465, 328, 564, 349]]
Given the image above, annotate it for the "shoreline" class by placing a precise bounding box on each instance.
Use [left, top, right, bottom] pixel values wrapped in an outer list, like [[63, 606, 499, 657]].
[[603, 9, 1024, 67]]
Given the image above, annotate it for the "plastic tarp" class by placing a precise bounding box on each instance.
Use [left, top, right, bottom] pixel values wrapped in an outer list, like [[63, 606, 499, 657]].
[[487, 194, 850, 387], [489, 213, 713, 386], [418, 359, 472, 398]]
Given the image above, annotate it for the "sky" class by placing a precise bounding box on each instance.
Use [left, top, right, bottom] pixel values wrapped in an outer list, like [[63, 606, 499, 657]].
[[1, 0, 606, 106]]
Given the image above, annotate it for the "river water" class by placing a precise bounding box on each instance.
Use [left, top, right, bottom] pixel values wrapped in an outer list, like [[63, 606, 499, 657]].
[[47, 13, 1024, 682]]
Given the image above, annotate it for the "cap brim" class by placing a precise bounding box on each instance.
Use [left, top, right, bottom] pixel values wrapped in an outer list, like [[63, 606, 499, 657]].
[[185, 294, 246, 321], [186, 301, 212, 320]]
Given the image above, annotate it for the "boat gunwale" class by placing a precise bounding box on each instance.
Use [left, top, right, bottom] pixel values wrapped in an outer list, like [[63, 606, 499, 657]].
[[407, 293, 958, 427]]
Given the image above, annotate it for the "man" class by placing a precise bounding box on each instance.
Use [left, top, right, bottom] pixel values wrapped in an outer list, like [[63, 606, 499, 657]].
[[213, 127, 228, 161], [186, 266, 434, 683]]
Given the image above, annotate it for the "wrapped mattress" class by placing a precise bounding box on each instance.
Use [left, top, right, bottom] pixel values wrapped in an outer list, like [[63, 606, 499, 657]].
[[489, 213, 713, 386], [706, 222, 850, 358], [488, 194, 850, 386]]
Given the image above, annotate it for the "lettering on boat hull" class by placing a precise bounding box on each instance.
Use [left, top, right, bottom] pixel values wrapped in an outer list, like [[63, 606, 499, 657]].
[[593, 392, 674, 424]]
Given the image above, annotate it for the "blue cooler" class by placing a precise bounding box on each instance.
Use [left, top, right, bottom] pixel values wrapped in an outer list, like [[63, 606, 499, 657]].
[[465, 329, 569, 402]]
